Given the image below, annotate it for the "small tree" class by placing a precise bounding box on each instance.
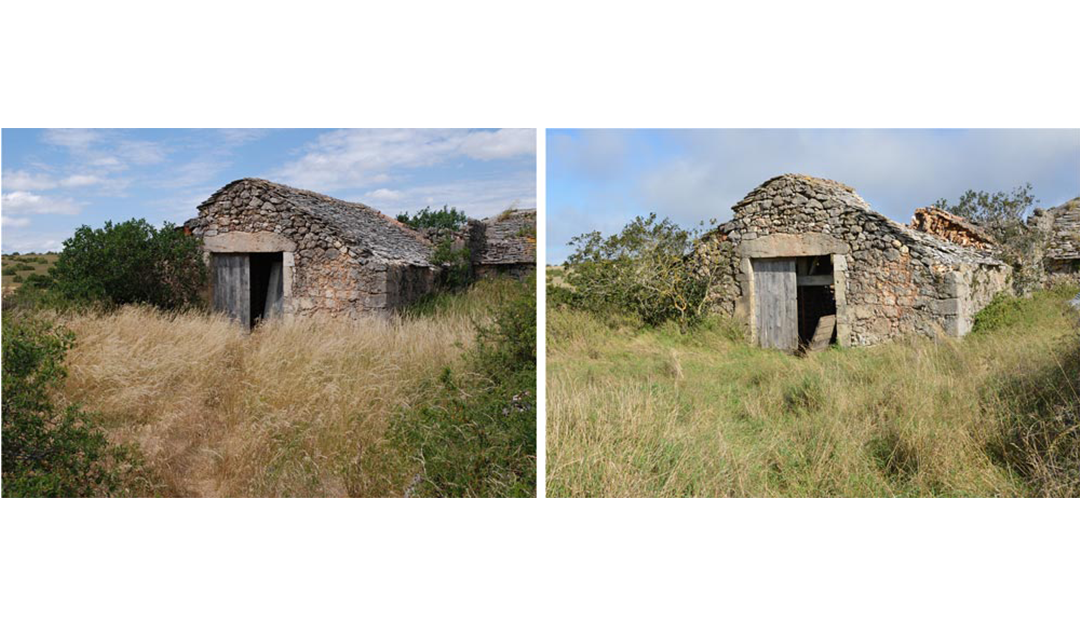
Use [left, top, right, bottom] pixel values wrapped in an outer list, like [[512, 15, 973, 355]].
[[559, 213, 714, 328], [933, 183, 1036, 237], [396, 205, 469, 231], [934, 183, 1045, 292], [49, 219, 207, 309]]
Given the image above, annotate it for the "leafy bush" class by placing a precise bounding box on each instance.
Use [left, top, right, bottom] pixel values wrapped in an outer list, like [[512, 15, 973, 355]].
[[49, 219, 207, 310], [557, 213, 713, 328], [12, 262, 36, 272], [2, 315, 144, 497], [390, 276, 536, 497], [1, 266, 16, 276], [396, 205, 468, 231], [472, 274, 537, 378], [430, 237, 473, 289]]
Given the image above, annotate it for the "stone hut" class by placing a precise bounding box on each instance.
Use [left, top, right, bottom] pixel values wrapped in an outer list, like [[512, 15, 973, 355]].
[[186, 178, 436, 327], [696, 174, 1012, 351], [1030, 197, 1080, 276], [471, 208, 536, 279]]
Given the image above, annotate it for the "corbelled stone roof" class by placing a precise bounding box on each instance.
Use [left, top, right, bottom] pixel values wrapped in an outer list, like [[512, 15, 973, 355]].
[[197, 178, 433, 265], [477, 208, 536, 265], [721, 174, 1006, 267]]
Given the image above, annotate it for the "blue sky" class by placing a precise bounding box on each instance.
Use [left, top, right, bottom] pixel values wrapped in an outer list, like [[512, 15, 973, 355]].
[[1, 128, 536, 253], [547, 129, 1080, 264]]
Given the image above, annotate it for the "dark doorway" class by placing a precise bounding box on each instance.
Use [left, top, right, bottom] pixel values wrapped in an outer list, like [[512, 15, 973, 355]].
[[795, 255, 836, 350], [211, 252, 283, 330], [249, 252, 283, 328]]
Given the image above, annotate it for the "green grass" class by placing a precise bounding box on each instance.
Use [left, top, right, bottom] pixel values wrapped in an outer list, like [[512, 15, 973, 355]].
[[547, 285, 1080, 498], [388, 275, 537, 497]]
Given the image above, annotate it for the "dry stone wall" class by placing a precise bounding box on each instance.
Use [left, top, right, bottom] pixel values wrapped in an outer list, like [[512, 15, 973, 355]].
[[190, 179, 436, 318], [700, 174, 1011, 345], [910, 207, 996, 250]]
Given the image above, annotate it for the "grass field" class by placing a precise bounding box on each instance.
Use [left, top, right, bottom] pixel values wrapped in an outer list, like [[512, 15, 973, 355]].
[[1, 253, 58, 293], [16, 278, 530, 497], [547, 285, 1080, 497]]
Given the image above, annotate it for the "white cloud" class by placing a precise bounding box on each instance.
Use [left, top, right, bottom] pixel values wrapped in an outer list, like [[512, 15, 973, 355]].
[[366, 188, 404, 201], [633, 129, 1080, 225], [42, 129, 167, 170], [2, 191, 83, 215], [273, 128, 536, 191], [117, 140, 167, 165], [2, 215, 32, 228], [459, 128, 536, 160], [59, 174, 103, 187], [0, 232, 65, 254], [43, 128, 103, 151], [154, 158, 229, 189], [350, 174, 536, 219], [2, 170, 56, 191]]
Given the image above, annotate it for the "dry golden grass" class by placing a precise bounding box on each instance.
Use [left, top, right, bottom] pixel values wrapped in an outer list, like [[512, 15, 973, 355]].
[[56, 305, 477, 497], [547, 288, 1080, 498]]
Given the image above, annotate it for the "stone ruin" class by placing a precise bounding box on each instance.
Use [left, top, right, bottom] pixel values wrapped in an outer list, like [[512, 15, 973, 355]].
[[909, 207, 997, 250], [1030, 197, 1080, 276], [472, 209, 537, 279], [185, 179, 534, 327], [695, 174, 1013, 351], [413, 208, 537, 281]]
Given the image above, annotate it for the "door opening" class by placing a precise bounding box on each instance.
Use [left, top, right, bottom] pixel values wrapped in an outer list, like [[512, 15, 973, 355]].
[[211, 252, 283, 330], [249, 252, 283, 327], [795, 255, 836, 351], [752, 255, 837, 353]]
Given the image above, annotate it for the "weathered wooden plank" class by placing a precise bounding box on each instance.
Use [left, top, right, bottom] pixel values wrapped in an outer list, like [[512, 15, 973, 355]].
[[796, 274, 834, 287], [753, 258, 798, 352], [264, 260, 283, 319], [808, 314, 836, 352], [211, 253, 251, 327], [237, 254, 250, 329]]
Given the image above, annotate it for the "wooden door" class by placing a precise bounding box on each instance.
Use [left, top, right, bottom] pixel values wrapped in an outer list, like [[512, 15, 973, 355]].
[[753, 258, 798, 352], [212, 254, 250, 328]]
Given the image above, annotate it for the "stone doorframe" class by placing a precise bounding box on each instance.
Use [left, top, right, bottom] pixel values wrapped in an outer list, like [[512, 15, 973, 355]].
[[202, 231, 297, 321], [734, 232, 852, 348]]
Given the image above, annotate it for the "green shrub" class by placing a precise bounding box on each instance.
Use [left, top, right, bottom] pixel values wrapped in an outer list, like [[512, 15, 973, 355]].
[[396, 205, 468, 231], [430, 237, 473, 289], [472, 274, 537, 379], [973, 285, 1079, 334], [2, 315, 144, 497], [49, 219, 207, 310], [559, 214, 713, 329], [1, 266, 16, 276], [390, 276, 536, 497], [12, 262, 36, 272]]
